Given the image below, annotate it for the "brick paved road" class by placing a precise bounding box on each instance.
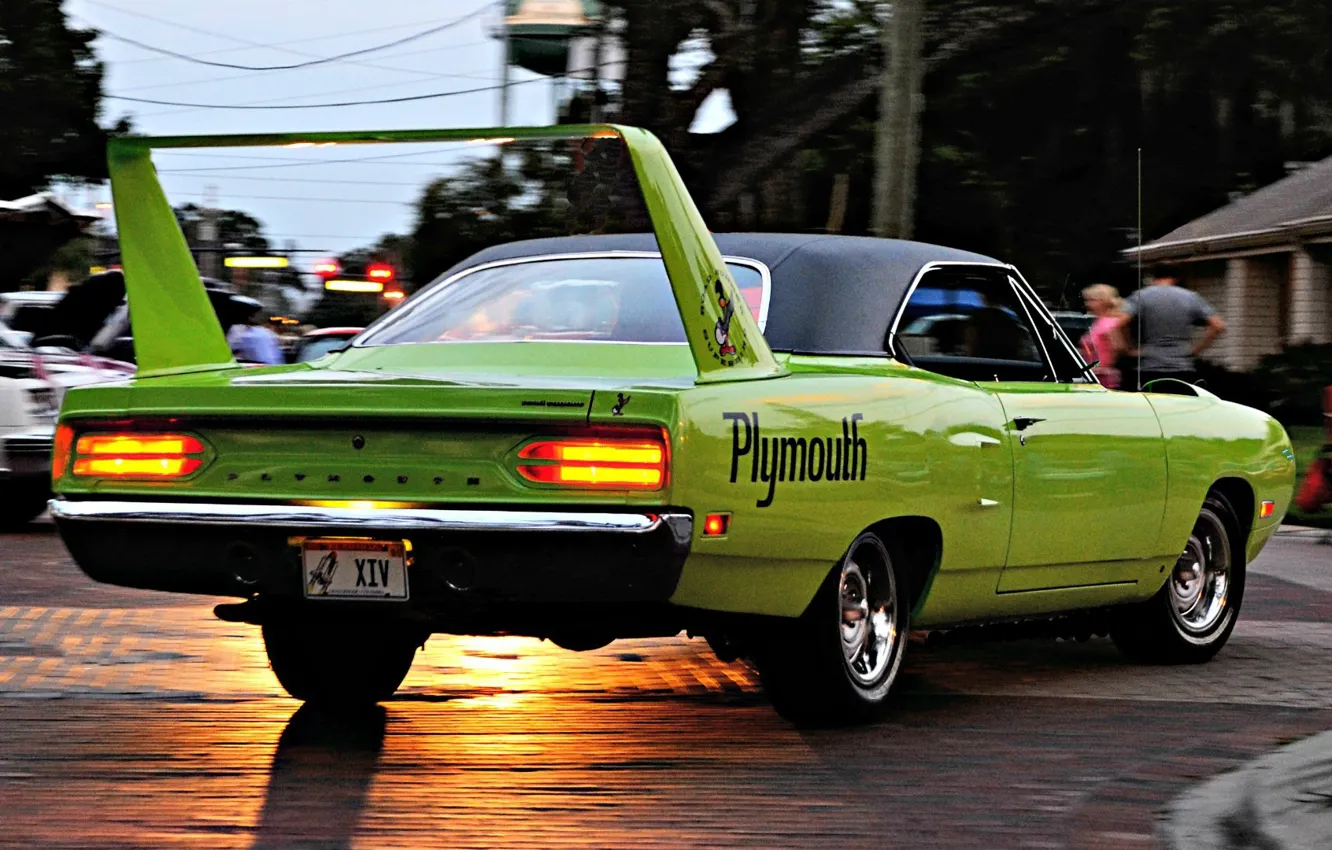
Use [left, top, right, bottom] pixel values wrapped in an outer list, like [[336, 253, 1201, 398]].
[[0, 522, 1330, 848]]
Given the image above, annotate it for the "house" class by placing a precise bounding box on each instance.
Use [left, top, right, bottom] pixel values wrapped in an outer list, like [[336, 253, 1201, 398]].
[[1127, 157, 1332, 371], [0, 193, 100, 292]]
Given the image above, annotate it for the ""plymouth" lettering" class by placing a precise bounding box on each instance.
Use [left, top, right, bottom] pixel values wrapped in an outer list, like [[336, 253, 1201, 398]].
[[723, 412, 867, 507]]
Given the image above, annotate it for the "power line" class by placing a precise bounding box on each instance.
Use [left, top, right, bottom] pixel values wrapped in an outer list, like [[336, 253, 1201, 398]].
[[129, 68, 505, 120], [156, 149, 454, 163], [107, 60, 621, 110], [82, 0, 500, 101], [155, 147, 479, 174], [109, 77, 528, 109], [161, 173, 436, 187], [170, 191, 411, 206], [118, 40, 497, 93], [82, 0, 479, 65], [93, 5, 495, 72]]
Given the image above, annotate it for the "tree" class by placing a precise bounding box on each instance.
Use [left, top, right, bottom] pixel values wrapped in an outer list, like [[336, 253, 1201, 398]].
[[173, 204, 270, 255], [602, 0, 1332, 298], [0, 0, 126, 199], [871, 0, 925, 239]]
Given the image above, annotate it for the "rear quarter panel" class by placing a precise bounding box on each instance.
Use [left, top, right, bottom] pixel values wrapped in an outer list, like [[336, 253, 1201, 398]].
[[666, 363, 1016, 619]]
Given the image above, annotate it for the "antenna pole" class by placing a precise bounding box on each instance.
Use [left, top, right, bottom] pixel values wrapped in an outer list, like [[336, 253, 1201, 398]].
[[1137, 147, 1143, 391]]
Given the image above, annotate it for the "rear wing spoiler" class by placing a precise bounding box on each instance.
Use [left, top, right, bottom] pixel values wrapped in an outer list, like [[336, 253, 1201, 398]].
[[107, 125, 783, 382]]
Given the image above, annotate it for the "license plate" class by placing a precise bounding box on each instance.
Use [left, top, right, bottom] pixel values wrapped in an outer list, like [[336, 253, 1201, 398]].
[[302, 539, 409, 601]]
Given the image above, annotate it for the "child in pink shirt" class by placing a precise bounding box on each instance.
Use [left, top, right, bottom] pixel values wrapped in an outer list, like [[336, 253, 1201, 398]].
[[1079, 284, 1124, 389]]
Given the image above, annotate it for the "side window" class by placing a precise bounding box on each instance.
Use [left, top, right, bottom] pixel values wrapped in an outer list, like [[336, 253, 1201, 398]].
[[894, 268, 1052, 382]]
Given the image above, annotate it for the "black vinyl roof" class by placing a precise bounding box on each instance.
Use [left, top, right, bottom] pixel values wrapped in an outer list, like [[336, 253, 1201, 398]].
[[443, 233, 1001, 354]]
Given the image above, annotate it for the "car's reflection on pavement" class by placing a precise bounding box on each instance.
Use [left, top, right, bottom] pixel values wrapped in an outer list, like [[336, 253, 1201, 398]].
[[251, 705, 387, 850]]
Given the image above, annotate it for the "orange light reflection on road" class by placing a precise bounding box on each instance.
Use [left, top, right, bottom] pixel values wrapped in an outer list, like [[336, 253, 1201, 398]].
[[0, 601, 775, 848]]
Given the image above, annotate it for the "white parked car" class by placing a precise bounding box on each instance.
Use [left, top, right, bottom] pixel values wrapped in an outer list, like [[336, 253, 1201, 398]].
[[0, 373, 58, 528], [0, 318, 133, 405]]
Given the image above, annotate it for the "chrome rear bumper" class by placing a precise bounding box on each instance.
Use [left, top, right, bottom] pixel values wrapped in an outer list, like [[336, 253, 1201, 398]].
[[50, 499, 694, 605], [49, 499, 691, 547]]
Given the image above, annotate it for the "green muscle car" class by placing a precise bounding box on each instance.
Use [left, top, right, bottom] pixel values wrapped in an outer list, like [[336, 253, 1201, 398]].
[[49, 126, 1295, 724]]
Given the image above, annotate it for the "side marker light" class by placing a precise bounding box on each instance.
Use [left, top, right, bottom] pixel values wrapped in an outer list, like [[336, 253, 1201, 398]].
[[703, 513, 731, 537], [1259, 500, 1276, 519]]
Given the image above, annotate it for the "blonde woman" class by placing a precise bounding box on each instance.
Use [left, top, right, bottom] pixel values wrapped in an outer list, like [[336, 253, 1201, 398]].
[[1079, 284, 1125, 389]]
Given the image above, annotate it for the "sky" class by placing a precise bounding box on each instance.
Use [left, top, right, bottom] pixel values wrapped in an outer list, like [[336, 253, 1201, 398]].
[[58, 0, 731, 271]]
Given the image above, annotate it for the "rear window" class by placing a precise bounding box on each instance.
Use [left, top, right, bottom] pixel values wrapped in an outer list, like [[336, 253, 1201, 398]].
[[358, 256, 766, 346]]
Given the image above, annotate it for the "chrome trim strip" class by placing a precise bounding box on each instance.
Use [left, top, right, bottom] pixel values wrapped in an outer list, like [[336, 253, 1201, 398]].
[[49, 499, 693, 543], [354, 250, 773, 347], [1005, 266, 1099, 384], [1004, 273, 1055, 371]]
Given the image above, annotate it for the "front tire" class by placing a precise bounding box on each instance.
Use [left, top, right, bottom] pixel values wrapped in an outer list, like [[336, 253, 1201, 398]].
[[262, 619, 420, 706], [755, 532, 908, 726], [1111, 494, 1244, 664]]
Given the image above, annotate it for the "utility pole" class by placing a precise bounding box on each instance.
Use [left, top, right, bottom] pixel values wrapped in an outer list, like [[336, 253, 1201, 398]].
[[199, 184, 220, 281], [498, 3, 511, 126], [871, 0, 926, 239], [588, 18, 603, 123]]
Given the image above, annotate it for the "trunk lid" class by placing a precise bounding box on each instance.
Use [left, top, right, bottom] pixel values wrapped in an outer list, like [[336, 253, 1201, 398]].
[[56, 348, 684, 507]]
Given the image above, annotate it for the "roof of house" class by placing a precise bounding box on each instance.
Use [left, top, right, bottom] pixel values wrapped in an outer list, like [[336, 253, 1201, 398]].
[[1133, 155, 1332, 261], [0, 193, 98, 224]]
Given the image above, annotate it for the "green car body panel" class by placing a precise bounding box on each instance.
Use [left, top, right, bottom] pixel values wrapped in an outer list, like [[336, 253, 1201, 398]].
[[54, 125, 1295, 636]]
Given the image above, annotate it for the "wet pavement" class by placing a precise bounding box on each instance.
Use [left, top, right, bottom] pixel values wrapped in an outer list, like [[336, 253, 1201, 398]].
[[1, 522, 1330, 848]]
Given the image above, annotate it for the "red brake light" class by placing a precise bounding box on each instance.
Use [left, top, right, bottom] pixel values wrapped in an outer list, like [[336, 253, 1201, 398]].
[[366, 263, 395, 282], [51, 423, 74, 486], [517, 436, 667, 489], [71, 433, 206, 479], [313, 259, 341, 278]]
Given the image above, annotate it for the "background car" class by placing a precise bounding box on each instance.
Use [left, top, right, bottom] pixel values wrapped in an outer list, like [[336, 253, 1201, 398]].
[[0, 371, 57, 528], [0, 291, 65, 342], [23, 270, 262, 365], [1, 317, 133, 402], [1052, 310, 1095, 345], [290, 327, 362, 363]]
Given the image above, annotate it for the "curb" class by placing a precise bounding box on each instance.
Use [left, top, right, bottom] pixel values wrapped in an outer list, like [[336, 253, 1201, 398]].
[[1164, 730, 1332, 849]]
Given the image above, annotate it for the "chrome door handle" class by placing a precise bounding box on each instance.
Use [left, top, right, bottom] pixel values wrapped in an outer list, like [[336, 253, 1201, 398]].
[[1011, 417, 1046, 432]]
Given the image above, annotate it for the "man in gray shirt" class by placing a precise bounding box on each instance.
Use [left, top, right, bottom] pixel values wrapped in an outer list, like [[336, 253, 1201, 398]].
[[1118, 268, 1226, 390]]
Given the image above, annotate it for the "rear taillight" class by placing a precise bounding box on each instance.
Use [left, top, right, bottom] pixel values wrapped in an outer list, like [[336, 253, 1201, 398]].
[[517, 436, 667, 489], [51, 424, 74, 486], [71, 432, 206, 479]]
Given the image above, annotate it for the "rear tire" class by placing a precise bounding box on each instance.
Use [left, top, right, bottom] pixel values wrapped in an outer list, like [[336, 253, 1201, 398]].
[[262, 619, 420, 706], [0, 481, 49, 530], [754, 532, 908, 726], [1111, 494, 1244, 664]]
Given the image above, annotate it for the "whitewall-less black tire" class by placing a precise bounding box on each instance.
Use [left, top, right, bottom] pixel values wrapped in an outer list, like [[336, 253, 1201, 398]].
[[755, 532, 909, 725], [1112, 494, 1244, 664]]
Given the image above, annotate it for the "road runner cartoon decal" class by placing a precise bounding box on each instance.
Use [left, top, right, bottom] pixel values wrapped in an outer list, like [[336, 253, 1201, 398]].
[[700, 270, 750, 367], [723, 412, 868, 507], [713, 280, 736, 357], [307, 550, 338, 596]]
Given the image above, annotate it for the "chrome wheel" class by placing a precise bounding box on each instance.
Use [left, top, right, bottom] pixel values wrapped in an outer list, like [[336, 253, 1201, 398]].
[[1168, 509, 1231, 635], [838, 540, 899, 687]]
